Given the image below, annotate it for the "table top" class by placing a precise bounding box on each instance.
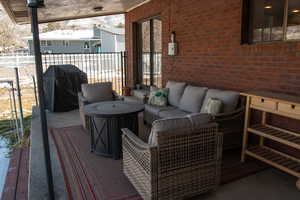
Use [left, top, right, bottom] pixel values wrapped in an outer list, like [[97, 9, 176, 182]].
[[240, 90, 300, 105], [83, 101, 144, 117]]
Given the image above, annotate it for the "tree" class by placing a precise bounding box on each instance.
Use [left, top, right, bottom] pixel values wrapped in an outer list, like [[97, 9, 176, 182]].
[[42, 22, 63, 33], [0, 16, 17, 52], [115, 23, 125, 28]]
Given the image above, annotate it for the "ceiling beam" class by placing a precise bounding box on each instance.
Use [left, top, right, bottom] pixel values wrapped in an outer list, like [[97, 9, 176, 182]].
[[0, 0, 18, 23], [126, 0, 151, 12], [13, 10, 28, 17]]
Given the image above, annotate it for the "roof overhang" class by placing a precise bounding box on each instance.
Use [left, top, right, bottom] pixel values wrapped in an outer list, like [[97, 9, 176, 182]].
[[0, 0, 151, 24]]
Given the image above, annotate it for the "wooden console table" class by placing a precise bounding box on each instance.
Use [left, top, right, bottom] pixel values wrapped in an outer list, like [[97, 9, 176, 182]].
[[241, 91, 300, 189]]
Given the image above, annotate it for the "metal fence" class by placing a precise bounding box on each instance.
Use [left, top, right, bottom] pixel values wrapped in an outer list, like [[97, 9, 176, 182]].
[[42, 52, 126, 94]]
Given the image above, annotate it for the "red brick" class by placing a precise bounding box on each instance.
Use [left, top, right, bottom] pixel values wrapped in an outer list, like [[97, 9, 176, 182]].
[[125, 0, 300, 132]]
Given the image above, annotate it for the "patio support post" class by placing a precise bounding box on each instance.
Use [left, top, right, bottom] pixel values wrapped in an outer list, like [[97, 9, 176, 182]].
[[29, 6, 55, 200]]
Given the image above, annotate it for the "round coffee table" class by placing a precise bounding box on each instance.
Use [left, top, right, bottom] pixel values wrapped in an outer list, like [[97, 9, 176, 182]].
[[83, 101, 144, 159]]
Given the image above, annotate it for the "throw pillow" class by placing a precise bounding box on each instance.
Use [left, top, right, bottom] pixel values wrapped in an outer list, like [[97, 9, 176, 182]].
[[203, 98, 222, 115], [148, 86, 169, 107]]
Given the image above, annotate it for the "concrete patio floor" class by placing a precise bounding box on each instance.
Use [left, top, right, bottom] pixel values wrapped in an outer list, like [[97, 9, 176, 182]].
[[30, 107, 300, 200]]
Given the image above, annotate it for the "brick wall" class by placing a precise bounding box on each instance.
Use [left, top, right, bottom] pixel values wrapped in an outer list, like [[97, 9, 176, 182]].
[[125, 0, 300, 131]]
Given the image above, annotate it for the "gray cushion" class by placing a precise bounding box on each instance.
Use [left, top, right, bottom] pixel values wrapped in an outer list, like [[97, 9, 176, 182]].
[[123, 96, 144, 104], [158, 109, 189, 118], [166, 81, 187, 107], [148, 116, 191, 146], [201, 89, 239, 113], [145, 104, 176, 116], [179, 86, 208, 112], [148, 113, 212, 146], [186, 113, 212, 128], [202, 98, 223, 115], [132, 89, 149, 99], [81, 82, 113, 103]]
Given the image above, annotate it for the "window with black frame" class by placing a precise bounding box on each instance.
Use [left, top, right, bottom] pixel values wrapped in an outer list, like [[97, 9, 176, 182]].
[[137, 17, 162, 88], [243, 0, 300, 43]]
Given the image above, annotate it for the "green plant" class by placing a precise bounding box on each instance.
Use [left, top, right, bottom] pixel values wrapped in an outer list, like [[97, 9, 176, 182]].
[[0, 116, 31, 153]]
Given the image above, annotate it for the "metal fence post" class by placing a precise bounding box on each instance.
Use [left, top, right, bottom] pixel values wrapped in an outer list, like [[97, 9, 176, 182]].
[[15, 67, 24, 137], [32, 75, 38, 106], [10, 81, 20, 141]]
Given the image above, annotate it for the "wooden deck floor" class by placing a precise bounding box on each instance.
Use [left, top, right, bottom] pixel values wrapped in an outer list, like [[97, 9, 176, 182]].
[[1, 147, 29, 200]]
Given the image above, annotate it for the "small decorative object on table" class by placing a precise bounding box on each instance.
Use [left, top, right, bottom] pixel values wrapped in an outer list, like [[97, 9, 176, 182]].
[[136, 84, 141, 90], [123, 86, 132, 96]]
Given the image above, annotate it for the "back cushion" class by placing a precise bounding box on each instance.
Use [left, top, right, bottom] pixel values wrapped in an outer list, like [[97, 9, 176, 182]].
[[81, 82, 113, 103], [166, 81, 186, 107], [148, 113, 212, 146], [148, 116, 191, 146], [200, 89, 239, 113], [132, 89, 149, 99], [179, 86, 208, 113]]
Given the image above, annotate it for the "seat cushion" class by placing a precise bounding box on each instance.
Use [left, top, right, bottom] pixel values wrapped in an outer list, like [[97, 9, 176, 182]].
[[81, 82, 113, 103], [201, 89, 239, 113], [158, 109, 189, 118], [145, 104, 176, 116], [166, 81, 186, 107], [148, 116, 192, 146], [179, 86, 208, 113]]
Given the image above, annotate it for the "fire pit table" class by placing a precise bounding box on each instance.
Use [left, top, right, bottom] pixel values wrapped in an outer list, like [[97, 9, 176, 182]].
[[83, 101, 144, 159]]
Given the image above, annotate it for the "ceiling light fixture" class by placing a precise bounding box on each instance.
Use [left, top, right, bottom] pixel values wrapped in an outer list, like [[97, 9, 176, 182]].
[[93, 6, 103, 12], [264, 5, 272, 9], [292, 9, 300, 13]]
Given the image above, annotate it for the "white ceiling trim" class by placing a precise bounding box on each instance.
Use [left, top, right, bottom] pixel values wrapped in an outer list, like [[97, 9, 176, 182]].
[[126, 0, 151, 12]]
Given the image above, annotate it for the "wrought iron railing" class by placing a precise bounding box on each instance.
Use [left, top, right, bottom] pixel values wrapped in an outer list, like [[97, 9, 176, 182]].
[[42, 52, 126, 94]]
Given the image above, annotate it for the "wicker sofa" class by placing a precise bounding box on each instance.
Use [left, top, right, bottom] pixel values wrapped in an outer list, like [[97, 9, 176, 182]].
[[122, 113, 223, 200], [144, 81, 245, 150]]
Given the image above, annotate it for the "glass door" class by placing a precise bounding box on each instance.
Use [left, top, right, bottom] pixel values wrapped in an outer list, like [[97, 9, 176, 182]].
[[138, 17, 162, 88]]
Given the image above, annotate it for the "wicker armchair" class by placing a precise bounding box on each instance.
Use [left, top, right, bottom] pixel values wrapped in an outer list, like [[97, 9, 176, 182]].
[[122, 120, 223, 200], [78, 82, 120, 129]]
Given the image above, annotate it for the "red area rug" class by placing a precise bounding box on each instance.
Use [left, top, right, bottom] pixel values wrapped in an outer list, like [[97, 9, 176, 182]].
[[50, 126, 267, 200], [50, 126, 141, 200]]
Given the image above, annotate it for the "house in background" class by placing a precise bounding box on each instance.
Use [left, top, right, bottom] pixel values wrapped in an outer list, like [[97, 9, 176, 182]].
[[24, 25, 125, 54]]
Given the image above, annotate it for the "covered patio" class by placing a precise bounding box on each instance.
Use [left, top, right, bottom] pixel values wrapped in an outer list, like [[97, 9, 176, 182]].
[[29, 108, 300, 199], [1, 0, 300, 199]]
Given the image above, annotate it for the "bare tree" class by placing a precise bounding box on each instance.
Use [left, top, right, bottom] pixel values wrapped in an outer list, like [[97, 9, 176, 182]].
[[41, 22, 64, 33], [0, 17, 17, 52]]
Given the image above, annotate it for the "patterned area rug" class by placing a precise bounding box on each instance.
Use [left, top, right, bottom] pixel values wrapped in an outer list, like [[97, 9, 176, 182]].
[[50, 126, 141, 200], [50, 126, 267, 200]]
